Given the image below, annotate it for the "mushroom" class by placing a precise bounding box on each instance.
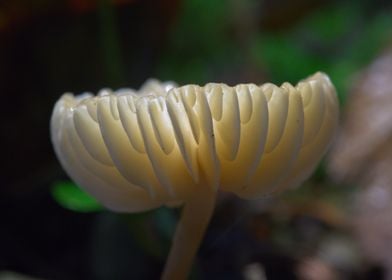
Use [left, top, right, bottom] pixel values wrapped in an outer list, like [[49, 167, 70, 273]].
[[50, 72, 339, 279]]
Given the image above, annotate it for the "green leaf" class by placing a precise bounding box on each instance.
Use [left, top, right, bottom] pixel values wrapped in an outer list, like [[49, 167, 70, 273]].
[[51, 181, 103, 212]]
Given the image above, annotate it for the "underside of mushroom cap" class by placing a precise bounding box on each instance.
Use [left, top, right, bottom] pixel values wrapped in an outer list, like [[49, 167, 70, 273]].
[[51, 72, 339, 212]]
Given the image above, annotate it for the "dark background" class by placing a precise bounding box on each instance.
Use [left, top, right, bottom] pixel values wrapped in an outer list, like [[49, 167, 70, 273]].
[[1, 0, 392, 279]]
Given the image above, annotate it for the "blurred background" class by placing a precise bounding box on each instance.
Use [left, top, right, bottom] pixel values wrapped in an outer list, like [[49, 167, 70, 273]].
[[1, 0, 392, 279]]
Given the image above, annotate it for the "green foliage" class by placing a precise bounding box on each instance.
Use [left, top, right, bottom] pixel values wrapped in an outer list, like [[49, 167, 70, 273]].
[[298, 2, 361, 44], [51, 181, 177, 256], [251, 1, 392, 105], [98, 0, 126, 86], [156, 0, 233, 84], [156, 0, 392, 110], [51, 181, 103, 212]]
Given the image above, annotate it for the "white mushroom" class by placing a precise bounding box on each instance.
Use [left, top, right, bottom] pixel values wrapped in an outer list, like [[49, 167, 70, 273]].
[[51, 72, 339, 280]]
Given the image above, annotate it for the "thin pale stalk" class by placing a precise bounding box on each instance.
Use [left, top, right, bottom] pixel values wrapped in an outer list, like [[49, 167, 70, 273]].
[[161, 187, 216, 280]]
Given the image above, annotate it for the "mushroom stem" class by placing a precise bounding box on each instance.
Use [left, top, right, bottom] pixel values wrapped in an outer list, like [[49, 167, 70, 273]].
[[162, 186, 216, 280]]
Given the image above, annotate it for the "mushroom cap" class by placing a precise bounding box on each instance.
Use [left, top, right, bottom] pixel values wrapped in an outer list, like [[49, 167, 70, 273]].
[[51, 73, 339, 212]]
